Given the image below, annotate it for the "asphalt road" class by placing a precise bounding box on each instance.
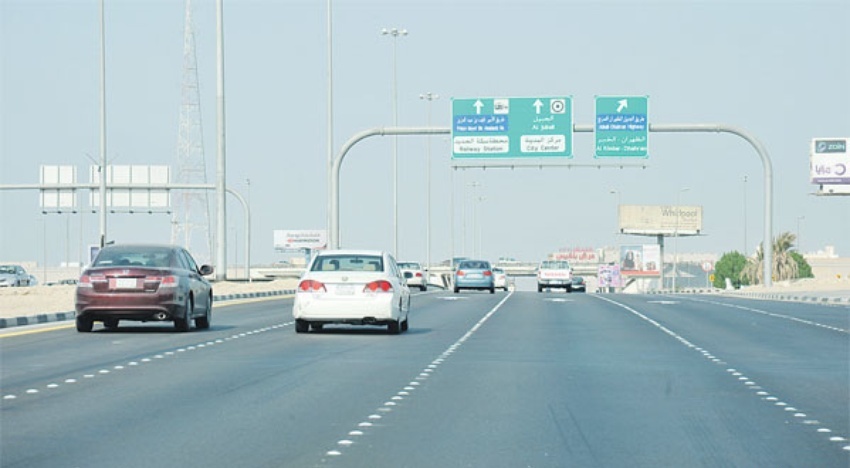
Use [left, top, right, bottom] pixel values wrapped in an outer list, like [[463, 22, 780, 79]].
[[1, 291, 848, 467]]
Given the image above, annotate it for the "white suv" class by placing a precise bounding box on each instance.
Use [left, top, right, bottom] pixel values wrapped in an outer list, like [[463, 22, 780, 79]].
[[536, 260, 573, 292]]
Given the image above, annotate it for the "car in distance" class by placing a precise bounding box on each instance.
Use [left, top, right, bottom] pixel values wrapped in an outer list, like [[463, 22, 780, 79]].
[[453, 259, 495, 294], [74, 244, 214, 333], [571, 275, 587, 293], [492, 267, 509, 291], [292, 249, 410, 334], [398, 261, 427, 291], [537, 259, 573, 292], [0, 264, 32, 287]]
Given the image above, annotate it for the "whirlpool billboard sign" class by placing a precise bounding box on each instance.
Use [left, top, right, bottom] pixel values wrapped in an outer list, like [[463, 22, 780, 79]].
[[810, 138, 849, 185]]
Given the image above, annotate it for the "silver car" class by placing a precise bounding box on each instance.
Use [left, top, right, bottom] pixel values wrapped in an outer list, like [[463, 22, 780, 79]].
[[0, 265, 32, 287]]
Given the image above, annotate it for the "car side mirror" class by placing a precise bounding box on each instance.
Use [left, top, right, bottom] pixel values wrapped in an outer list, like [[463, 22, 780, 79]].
[[199, 265, 214, 276]]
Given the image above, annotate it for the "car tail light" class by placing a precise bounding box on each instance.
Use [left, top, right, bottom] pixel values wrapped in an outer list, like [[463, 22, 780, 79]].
[[364, 280, 393, 293], [484, 270, 492, 276], [456, 270, 466, 276], [299, 279, 326, 292], [158, 275, 178, 288], [415, 272, 422, 278], [78, 274, 106, 288]]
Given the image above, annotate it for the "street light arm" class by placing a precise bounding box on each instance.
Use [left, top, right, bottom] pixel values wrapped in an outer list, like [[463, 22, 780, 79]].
[[330, 126, 451, 249]]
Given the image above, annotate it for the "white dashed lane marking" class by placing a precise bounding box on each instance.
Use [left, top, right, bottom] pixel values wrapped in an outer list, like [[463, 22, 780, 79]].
[[1, 322, 293, 403], [594, 295, 849, 453], [322, 292, 513, 461]]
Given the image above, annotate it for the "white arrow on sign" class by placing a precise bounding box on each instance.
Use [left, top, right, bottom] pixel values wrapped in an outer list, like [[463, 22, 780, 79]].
[[533, 99, 543, 114], [474, 100, 484, 115], [616, 99, 628, 113]]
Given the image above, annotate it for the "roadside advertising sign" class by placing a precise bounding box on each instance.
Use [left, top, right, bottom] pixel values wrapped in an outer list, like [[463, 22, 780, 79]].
[[620, 244, 661, 276], [552, 247, 599, 264], [597, 264, 623, 288], [810, 138, 850, 185], [274, 230, 327, 251]]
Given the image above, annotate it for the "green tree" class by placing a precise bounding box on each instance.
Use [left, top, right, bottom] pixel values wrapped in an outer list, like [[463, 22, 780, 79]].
[[741, 231, 800, 284], [713, 251, 749, 288], [790, 251, 814, 278]]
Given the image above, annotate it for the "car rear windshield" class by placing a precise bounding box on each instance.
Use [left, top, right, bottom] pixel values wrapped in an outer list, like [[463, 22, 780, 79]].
[[311, 255, 384, 272], [540, 260, 571, 269], [459, 261, 490, 270], [93, 247, 174, 268], [398, 263, 421, 269]]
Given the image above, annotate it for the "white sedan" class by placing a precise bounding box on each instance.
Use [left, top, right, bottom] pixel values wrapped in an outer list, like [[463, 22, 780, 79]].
[[397, 261, 427, 291], [292, 250, 411, 334]]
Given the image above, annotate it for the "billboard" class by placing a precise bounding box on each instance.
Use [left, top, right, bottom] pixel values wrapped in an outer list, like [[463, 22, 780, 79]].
[[274, 230, 327, 251], [618, 204, 702, 236], [620, 244, 661, 276], [810, 138, 849, 185], [597, 264, 623, 288]]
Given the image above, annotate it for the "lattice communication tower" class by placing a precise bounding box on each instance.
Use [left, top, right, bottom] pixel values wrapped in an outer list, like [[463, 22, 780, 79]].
[[171, 0, 212, 265]]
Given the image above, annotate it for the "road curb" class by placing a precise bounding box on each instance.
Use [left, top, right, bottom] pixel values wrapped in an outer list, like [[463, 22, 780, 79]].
[[0, 289, 296, 330]]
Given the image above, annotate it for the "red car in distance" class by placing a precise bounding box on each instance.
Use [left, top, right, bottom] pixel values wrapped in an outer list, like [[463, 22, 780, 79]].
[[75, 244, 214, 333]]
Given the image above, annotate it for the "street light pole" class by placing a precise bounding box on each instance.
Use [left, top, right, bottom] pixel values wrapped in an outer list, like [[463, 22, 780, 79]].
[[420, 92, 438, 270], [463, 181, 480, 256], [98, 0, 107, 248], [609, 189, 621, 238], [381, 27, 407, 258], [475, 195, 486, 258], [743, 175, 748, 254], [672, 187, 689, 291]]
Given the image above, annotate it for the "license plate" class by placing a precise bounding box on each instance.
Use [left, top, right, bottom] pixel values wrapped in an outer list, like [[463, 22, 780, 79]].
[[115, 278, 138, 289], [469, 274, 483, 279], [335, 284, 354, 295]]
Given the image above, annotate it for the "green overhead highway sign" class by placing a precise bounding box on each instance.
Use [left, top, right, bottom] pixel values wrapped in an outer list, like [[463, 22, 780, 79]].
[[595, 96, 649, 157], [452, 97, 573, 160]]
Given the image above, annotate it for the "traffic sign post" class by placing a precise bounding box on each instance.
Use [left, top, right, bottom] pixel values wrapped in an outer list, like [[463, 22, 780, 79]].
[[595, 96, 649, 157], [452, 97, 573, 161]]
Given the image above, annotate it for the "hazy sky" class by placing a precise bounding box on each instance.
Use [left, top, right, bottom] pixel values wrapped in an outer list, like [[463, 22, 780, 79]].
[[2, 0, 849, 269]]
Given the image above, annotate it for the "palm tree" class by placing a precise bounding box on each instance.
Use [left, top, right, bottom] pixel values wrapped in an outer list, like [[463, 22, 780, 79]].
[[741, 232, 800, 285]]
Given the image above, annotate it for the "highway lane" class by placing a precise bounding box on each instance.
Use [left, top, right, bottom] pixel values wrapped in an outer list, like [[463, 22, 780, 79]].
[[1, 291, 847, 467]]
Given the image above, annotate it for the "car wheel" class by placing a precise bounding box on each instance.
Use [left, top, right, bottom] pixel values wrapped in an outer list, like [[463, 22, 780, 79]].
[[175, 297, 192, 332], [295, 319, 309, 333], [103, 318, 119, 330], [387, 319, 401, 335], [420, 285, 427, 292], [566, 286, 572, 293], [454, 287, 460, 293], [490, 287, 495, 294], [76, 316, 93, 332], [401, 316, 409, 332], [195, 297, 211, 329], [537, 284, 543, 293]]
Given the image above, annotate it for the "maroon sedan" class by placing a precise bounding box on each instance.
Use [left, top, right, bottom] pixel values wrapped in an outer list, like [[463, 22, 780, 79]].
[[75, 244, 214, 332]]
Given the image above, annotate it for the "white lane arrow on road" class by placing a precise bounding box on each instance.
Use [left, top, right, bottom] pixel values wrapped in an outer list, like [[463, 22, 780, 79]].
[[616, 99, 628, 113], [533, 99, 543, 114], [474, 100, 484, 115]]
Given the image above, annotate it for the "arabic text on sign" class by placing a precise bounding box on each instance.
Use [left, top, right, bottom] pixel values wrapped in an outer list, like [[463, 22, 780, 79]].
[[453, 136, 509, 154], [521, 135, 566, 153], [454, 115, 509, 133]]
